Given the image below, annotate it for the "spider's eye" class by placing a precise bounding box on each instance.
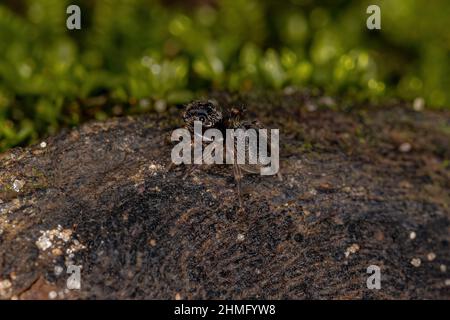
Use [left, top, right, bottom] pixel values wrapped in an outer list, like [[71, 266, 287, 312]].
[[198, 116, 206, 122]]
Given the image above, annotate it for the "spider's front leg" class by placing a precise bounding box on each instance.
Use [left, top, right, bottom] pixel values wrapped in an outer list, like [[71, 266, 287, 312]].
[[233, 162, 244, 211], [182, 165, 198, 180]]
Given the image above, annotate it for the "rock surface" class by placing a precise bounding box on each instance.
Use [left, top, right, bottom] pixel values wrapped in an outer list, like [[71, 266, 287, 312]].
[[0, 91, 449, 299]]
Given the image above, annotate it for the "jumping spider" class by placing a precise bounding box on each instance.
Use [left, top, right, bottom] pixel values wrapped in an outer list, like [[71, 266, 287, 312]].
[[172, 100, 279, 209]]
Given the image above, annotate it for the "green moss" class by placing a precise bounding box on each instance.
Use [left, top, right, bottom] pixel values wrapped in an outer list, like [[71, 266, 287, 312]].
[[0, 0, 449, 151]]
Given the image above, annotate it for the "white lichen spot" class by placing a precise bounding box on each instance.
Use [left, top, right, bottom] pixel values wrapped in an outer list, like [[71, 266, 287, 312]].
[[344, 243, 360, 258], [0, 279, 12, 290], [35, 227, 84, 257], [399, 142, 412, 153], [237, 233, 245, 242], [0, 279, 12, 298], [440, 265, 447, 273], [149, 163, 164, 175], [12, 179, 25, 192], [40, 141, 47, 148], [409, 231, 416, 240], [36, 232, 52, 251], [48, 291, 57, 299], [411, 258, 421, 267], [427, 252, 436, 261], [54, 266, 64, 276]]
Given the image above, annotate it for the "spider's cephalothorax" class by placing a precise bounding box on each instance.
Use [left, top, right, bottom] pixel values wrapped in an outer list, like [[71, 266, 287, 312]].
[[182, 100, 223, 133]]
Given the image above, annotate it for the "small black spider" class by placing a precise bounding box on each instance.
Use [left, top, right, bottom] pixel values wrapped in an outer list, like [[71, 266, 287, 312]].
[[173, 100, 279, 210]]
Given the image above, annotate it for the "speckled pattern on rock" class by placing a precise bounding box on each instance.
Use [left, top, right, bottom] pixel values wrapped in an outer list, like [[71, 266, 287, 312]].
[[0, 91, 449, 299]]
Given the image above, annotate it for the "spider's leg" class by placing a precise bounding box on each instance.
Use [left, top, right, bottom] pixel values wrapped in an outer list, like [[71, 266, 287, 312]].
[[182, 165, 197, 180], [233, 162, 244, 210], [182, 148, 205, 180], [166, 161, 176, 172], [276, 170, 283, 181]]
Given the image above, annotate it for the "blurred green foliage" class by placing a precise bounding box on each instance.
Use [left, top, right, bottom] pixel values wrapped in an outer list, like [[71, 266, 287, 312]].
[[0, 0, 449, 151]]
